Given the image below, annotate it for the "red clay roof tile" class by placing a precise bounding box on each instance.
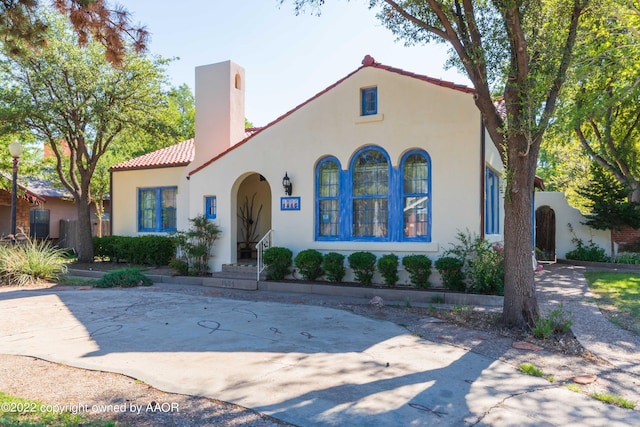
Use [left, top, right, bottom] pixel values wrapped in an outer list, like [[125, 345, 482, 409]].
[[110, 139, 195, 171]]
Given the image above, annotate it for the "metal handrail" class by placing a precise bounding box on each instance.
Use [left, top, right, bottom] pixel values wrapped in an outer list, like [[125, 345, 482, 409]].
[[256, 229, 273, 282]]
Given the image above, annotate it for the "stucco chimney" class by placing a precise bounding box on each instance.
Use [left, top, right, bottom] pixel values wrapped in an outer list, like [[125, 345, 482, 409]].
[[193, 60, 245, 168]]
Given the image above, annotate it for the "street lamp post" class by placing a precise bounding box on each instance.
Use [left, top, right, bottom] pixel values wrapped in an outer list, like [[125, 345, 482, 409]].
[[8, 141, 23, 244]]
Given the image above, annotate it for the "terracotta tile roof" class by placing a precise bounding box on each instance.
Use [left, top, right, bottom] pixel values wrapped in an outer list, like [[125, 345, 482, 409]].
[[189, 55, 475, 176], [361, 54, 475, 94], [110, 139, 195, 171]]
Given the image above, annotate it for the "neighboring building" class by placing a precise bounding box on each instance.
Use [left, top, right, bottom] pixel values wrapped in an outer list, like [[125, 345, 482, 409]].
[[111, 55, 506, 275], [0, 177, 43, 239]]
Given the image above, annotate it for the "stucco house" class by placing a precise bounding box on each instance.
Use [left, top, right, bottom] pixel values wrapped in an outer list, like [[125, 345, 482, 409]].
[[111, 55, 507, 277]]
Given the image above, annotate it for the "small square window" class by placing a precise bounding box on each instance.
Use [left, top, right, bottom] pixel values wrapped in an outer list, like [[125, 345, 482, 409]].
[[205, 196, 217, 219], [361, 87, 377, 116]]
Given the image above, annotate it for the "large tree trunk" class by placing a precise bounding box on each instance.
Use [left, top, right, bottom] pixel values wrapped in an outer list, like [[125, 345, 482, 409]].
[[501, 142, 540, 328], [75, 196, 95, 262]]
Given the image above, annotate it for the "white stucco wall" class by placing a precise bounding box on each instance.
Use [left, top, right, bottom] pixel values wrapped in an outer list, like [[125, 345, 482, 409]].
[[188, 65, 494, 271], [534, 192, 611, 258], [111, 166, 187, 236]]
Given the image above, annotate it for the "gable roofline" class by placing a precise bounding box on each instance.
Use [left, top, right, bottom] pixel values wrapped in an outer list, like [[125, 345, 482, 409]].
[[0, 172, 46, 203], [188, 55, 476, 176]]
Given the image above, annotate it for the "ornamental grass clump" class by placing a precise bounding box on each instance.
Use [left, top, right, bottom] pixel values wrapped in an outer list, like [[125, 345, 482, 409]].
[[0, 237, 69, 286]]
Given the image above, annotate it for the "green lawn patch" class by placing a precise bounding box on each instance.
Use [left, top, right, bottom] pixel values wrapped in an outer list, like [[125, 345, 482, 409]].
[[0, 391, 114, 426], [584, 271, 640, 334]]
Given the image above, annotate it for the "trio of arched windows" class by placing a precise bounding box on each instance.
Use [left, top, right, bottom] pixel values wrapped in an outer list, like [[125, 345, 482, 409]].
[[315, 146, 431, 242]]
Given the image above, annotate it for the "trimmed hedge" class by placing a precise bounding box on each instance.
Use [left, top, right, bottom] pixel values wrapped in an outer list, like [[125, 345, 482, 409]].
[[294, 249, 324, 280], [402, 254, 432, 288], [347, 251, 377, 285], [263, 247, 293, 280], [93, 235, 175, 266], [322, 252, 345, 282]]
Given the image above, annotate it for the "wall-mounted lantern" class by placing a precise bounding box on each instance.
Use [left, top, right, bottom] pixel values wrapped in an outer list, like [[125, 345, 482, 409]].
[[282, 172, 292, 196]]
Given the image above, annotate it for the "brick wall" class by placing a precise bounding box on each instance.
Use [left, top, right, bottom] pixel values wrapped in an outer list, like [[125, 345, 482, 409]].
[[0, 191, 31, 236], [612, 226, 640, 252]]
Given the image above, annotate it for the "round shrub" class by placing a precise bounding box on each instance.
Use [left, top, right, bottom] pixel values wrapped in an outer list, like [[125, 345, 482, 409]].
[[347, 251, 376, 285], [294, 249, 324, 280], [402, 254, 432, 288], [322, 252, 345, 282], [377, 253, 399, 286], [434, 256, 466, 292], [95, 268, 153, 288], [262, 247, 293, 280]]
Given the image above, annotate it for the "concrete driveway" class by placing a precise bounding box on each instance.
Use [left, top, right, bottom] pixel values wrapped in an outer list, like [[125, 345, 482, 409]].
[[0, 285, 638, 426]]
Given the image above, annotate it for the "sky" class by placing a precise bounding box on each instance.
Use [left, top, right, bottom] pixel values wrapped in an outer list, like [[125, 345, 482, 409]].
[[123, 0, 471, 127]]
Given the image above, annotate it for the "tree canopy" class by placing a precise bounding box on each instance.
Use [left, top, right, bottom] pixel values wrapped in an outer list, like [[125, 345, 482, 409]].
[[541, 1, 640, 203], [0, 9, 166, 261], [0, 0, 147, 65]]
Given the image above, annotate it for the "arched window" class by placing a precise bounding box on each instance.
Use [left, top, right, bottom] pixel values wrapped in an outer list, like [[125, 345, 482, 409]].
[[235, 73, 241, 90], [316, 157, 340, 238], [401, 151, 430, 240], [352, 147, 389, 238]]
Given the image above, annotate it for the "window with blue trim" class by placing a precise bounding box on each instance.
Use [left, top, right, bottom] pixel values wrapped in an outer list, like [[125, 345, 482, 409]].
[[485, 167, 500, 234], [138, 187, 177, 232], [205, 196, 217, 220], [317, 159, 340, 237], [361, 87, 377, 116], [402, 153, 430, 239], [315, 147, 431, 242], [352, 148, 389, 238]]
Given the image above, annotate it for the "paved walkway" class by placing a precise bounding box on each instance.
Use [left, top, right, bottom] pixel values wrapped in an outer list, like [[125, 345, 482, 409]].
[[535, 263, 640, 376], [0, 266, 638, 426]]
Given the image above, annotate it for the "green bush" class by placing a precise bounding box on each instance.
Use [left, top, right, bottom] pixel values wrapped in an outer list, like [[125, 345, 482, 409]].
[[93, 235, 176, 266], [377, 253, 399, 286], [613, 252, 640, 264], [95, 268, 153, 288], [565, 238, 609, 262], [294, 249, 324, 280], [173, 215, 222, 276], [0, 238, 69, 286], [322, 252, 345, 282], [402, 254, 432, 288], [434, 256, 466, 291], [443, 231, 504, 295], [347, 251, 376, 285], [169, 258, 189, 275], [263, 247, 293, 280]]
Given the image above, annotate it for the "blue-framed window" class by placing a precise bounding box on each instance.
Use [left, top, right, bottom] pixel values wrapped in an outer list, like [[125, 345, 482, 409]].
[[361, 87, 377, 116], [205, 196, 217, 219], [352, 148, 389, 238], [138, 187, 177, 232], [317, 158, 340, 238], [402, 152, 430, 239], [315, 146, 431, 242], [485, 167, 500, 234]]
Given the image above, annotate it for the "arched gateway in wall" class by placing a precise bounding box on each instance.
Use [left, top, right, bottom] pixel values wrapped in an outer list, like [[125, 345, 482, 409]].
[[535, 205, 556, 262]]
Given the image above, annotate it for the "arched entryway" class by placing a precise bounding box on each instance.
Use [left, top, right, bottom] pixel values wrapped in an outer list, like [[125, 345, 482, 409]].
[[235, 173, 271, 261], [535, 206, 556, 262]]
